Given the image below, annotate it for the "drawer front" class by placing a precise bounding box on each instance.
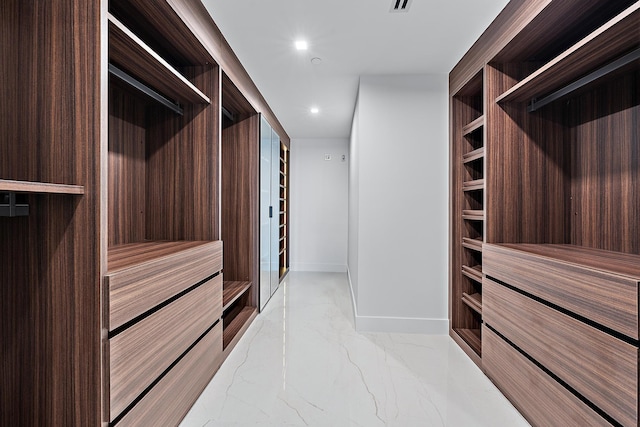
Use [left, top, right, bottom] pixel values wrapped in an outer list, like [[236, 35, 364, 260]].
[[483, 326, 611, 427], [117, 321, 223, 427], [106, 240, 223, 331], [484, 278, 637, 427], [108, 274, 222, 420], [484, 244, 638, 339]]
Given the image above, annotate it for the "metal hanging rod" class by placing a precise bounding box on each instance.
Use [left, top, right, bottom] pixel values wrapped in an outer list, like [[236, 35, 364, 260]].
[[0, 192, 29, 217], [528, 47, 640, 113], [221, 106, 235, 122], [108, 63, 183, 115]]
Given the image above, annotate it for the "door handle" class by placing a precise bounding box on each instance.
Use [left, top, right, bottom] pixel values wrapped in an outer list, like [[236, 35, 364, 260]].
[[269, 206, 273, 218]]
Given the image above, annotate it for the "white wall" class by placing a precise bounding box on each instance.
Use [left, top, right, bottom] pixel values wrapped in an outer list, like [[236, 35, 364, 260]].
[[348, 74, 449, 334], [290, 138, 349, 272]]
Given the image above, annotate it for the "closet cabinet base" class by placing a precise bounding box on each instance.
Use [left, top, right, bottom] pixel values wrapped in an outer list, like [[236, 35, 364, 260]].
[[483, 326, 611, 427], [116, 322, 223, 427]]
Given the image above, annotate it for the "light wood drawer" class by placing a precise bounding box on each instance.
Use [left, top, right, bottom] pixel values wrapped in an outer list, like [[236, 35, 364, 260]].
[[483, 326, 611, 427], [107, 274, 222, 421], [484, 244, 638, 339], [117, 321, 223, 427], [105, 240, 223, 331], [483, 277, 637, 427]]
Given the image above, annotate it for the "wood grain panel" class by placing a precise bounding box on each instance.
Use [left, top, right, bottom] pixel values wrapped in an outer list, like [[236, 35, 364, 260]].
[[483, 326, 611, 427], [108, 80, 147, 246], [223, 307, 258, 354], [221, 115, 259, 306], [109, 0, 214, 67], [0, 179, 84, 194], [570, 70, 640, 254], [484, 278, 637, 426], [105, 240, 222, 330], [485, 64, 570, 245], [484, 244, 639, 339], [223, 281, 252, 311], [117, 322, 223, 427], [108, 276, 222, 421], [496, 3, 640, 103], [222, 72, 257, 124], [145, 65, 220, 242], [0, 0, 101, 425], [108, 14, 210, 105]]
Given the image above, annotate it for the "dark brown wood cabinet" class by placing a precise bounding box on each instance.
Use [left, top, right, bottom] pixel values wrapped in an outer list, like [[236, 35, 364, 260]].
[[450, 1, 640, 425], [1, 0, 290, 424]]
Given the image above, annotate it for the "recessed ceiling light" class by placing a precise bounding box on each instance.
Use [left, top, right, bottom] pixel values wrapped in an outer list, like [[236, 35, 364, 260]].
[[310, 57, 322, 65], [310, 107, 319, 114], [295, 40, 308, 50]]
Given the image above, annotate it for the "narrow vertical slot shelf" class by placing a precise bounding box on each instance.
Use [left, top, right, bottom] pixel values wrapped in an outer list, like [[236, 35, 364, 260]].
[[451, 67, 484, 364]]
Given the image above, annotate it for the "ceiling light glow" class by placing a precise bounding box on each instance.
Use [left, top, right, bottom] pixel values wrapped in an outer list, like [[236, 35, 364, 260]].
[[295, 40, 308, 50], [310, 107, 319, 114]]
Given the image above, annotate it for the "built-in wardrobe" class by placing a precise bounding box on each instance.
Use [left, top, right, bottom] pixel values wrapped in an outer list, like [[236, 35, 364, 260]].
[[449, 0, 639, 425], [0, 0, 290, 425]]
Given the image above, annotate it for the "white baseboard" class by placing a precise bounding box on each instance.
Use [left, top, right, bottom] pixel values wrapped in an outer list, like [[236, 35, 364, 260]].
[[355, 315, 448, 334], [346, 266, 447, 335], [291, 262, 347, 272]]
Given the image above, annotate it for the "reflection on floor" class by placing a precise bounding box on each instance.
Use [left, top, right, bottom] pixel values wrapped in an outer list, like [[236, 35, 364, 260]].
[[181, 272, 529, 427]]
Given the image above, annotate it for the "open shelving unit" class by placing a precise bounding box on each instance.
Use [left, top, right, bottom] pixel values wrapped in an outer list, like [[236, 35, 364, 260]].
[[279, 143, 290, 280], [450, 69, 485, 361], [220, 72, 260, 353], [451, 1, 640, 425]]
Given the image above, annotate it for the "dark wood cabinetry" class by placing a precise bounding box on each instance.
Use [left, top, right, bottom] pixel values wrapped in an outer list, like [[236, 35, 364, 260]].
[[1, 0, 289, 424], [450, 1, 639, 425]]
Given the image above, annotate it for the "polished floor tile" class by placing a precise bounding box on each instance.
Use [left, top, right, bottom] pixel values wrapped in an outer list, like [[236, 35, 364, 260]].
[[181, 272, 530, 427]]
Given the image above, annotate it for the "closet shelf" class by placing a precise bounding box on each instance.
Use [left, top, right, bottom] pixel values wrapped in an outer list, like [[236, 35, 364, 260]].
[[463, 179, 485, 191], [0, 179, 84, 195], [223, 306, 257, 349], [108, 14, 210, 105], [462, 264, 483, 283], [454, 328, 481, 356], [462, 237, 483, 252], [462, 116, 484, 135], [462, 292, 483, 315], [496, 3, 640, 104], [462, 210, 485, 221], [222, 281, 252, 311], [463, 147, 485, 163]]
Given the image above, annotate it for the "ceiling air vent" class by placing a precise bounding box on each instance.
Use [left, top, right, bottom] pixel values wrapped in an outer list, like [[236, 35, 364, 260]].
[[390, 0, 412, 13]]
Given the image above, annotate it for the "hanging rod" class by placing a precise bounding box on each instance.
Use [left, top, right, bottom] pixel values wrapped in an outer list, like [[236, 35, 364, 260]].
[[528, 47, 640, 113], [0, 192, 29, 217], [221, 106, 235, 122], [108, 63, 183, 115]]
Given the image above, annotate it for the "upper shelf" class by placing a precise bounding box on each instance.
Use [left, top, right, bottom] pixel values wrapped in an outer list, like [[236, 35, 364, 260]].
[[0, 179, 84, 195], [462, 116, 484, 136], [496, 3, 640, 104], [108, 14, 210, 105]]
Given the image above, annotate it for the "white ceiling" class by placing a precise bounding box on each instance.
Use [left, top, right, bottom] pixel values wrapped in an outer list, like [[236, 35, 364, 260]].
[[201, 0, 509, 139]]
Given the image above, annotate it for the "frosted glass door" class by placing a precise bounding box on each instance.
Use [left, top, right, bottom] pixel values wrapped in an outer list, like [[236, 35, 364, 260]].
[[259, 116, 272, 310]]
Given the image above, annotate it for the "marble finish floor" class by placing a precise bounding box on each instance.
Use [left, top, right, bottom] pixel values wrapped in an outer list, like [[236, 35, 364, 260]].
[[181, 272, 530, 427]]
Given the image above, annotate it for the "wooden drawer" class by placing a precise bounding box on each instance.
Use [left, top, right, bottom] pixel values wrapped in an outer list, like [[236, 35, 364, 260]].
[[483, 277, 637, 426], [484, 243, 639, 339], [483, 326, 611, 427], [117, 321, 223, 427], [105, 240, 223, 330], [107, 274, 222, 421]]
